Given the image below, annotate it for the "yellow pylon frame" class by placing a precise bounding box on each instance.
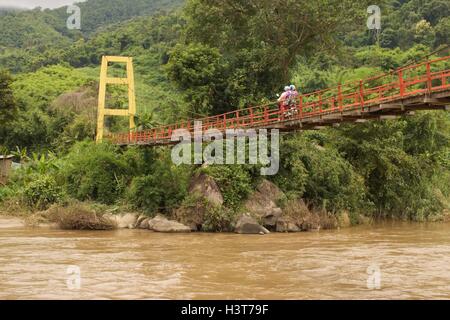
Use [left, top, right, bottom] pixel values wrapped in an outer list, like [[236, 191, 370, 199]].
[[96, 56, 136, 143]]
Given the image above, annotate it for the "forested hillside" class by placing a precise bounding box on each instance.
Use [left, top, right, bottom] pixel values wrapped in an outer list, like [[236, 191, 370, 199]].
[[0, 0, 449, 228], [0, 0, 183, 72]]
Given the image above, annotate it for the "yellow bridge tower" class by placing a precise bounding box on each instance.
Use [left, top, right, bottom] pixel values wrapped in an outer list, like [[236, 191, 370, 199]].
[[96, 56, 136, 143]]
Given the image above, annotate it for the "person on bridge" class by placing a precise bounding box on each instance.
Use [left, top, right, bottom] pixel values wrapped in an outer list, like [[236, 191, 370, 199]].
[[288, 85, 299, 106], [277, 86, 294, 120], [282, 85, 299, 118], [277, 86, 291, 107]]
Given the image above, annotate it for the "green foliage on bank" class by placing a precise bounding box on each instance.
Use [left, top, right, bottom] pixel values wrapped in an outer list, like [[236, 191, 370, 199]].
[[0, 0, 449, 226]]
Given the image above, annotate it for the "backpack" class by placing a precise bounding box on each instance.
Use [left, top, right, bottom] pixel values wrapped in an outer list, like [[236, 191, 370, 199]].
[[287, 90, 298, 107]]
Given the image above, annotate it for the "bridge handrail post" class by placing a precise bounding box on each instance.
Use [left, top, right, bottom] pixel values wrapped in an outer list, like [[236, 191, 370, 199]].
[[264, 107, 269, 124], [359, 80, 365, 111], [299, 96, 303, 119], [426, 62, 432, 93], [398, 70, 405, 97], [319, 94, 323, 113], [338, 84, 343, 112]]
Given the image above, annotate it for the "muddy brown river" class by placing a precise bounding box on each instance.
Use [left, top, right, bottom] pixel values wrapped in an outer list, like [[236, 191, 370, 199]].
[[1, 220, 450, 299]]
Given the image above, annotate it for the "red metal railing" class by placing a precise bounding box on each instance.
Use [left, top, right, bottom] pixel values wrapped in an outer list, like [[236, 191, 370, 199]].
[[109, 55, 450, 145]]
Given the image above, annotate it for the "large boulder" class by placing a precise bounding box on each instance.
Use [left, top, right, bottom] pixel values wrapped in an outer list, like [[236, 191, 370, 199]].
[[235, 214, 270, 235], [188, 172, 223, 206], [244, 179, 285, 228], [280, 199, 322, 231], [263, 207, 283, 228], [148, 215, 191, 233], [276, 217, 301, 233]]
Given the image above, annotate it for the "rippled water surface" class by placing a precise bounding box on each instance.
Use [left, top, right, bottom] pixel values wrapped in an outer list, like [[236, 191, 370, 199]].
[[1, 220, 450, 299]]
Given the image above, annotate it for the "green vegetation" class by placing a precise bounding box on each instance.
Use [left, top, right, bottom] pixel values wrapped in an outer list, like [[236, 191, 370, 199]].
[[0, 0, 449, 230], [23, 175, 63, 210], [201, 165, 255, 210], [126, 152, 190, 214], [275, 133, 368, 213]]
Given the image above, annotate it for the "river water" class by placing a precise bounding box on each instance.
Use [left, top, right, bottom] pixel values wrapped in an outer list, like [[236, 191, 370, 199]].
[[1, 220, 450, 299]]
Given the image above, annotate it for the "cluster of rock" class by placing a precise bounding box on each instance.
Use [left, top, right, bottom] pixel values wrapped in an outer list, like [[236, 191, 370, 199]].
[[106, 213, 191, 233], [108, 173, 350, 234]]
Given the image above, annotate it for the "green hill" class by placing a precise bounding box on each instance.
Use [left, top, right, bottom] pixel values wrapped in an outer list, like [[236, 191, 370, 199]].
[[0, 0, 184, 73]]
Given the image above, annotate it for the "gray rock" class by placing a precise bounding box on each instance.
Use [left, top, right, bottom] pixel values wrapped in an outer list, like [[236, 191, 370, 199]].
[[244, 179, 285, 227], [235, 215, 270, 235], [262, 207, 283, 227], [188, 173, 224, 206], [148, 215, 191, 233], [276, 217, 301, 233]]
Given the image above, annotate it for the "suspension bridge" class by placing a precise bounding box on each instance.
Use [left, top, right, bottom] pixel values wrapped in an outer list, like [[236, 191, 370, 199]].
[[96, 55, 450, 146]]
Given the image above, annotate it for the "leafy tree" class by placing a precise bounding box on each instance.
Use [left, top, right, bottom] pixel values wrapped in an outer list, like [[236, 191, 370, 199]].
[[419, 0, 450, 25], [167, 43, 230, 115], [0, 69, 16, 144], [414, 19, 436, 47], [435, 17, 450, 47], [169, 0, 372, 114], [380, 28, 399, 49]]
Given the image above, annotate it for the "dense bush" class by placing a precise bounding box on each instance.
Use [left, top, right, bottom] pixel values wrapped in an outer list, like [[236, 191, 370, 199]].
[[61, 142, 129, 204], [332, 113, 449, 220], [201, 205, 236, 232], [126, 150, 190, 214], [22, 175, 63, 210], [275, 133, 367, 213], [0, 186, 13, 203]]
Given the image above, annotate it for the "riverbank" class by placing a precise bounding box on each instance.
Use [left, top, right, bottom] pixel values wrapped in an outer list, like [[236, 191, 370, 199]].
[[2, 204, 449, 234], [1, 170, 449, 234], [0, 176, 362, 233]]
